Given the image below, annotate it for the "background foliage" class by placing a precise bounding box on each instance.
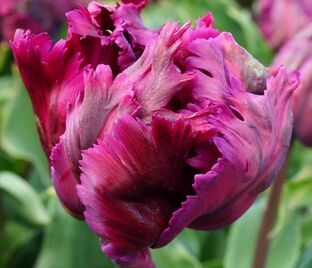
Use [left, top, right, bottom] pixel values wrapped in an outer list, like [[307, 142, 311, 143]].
[[1, 0, 312, 267]]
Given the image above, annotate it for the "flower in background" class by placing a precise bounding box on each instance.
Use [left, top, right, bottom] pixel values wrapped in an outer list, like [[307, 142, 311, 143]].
[[0, 0, 90, 42], [273, 25, 312, 146], [11, 0, 298, 267], [256, 0, 312, 50]]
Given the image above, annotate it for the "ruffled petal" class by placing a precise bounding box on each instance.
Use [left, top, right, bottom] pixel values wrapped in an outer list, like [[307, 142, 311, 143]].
[[155, 68, 298, 247], [176, 12, 219, 65], [51, 137, 84, 218], [63, 64, 138, 177], [186, 32, 269, 98], [125, 22, 195, 117], [66, 1, 154, 72], [77, 115, 211, 262], [10, 30, 84, 156]]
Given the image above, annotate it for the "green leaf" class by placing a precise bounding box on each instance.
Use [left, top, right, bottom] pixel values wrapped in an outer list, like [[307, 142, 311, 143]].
[[225, 6, 272, 65], [152, 235, 203, 268], [0, 172, 49, 226], [0, 43, 12, 75], [203, 259, 224, 268], [35, 197, 114, 268], [266, 213, 301, 268], [0, 76, 14, 102], [224, 198, 302, 268], [288, 140, 312, 179], [302, 209, 312, 246], [224, 200, 264, 268], [0, 220, 41, 268], [287, 179, 312, 210], [176, 228, 204, 258], [1, 71, 50, 186], [297, 242, 312, 268], [199, 229, 227, 262]]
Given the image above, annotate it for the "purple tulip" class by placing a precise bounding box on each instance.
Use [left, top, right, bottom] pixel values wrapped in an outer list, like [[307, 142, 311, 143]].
[[273, 25, 312, 146], [11, 1, 298, 267], [257, 0, 312, 50], [0, 0, 90, 42]]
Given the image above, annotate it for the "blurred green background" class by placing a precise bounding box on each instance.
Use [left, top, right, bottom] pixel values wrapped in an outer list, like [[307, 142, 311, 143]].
[[1, 0, 312, 268]]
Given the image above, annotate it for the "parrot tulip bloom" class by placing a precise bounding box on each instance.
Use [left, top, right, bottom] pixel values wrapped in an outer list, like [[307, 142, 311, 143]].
[[11, 1, 298, 267], [273, 25, 312, 146], [0, 0, 90, 42], [257, 0, 312, 50]]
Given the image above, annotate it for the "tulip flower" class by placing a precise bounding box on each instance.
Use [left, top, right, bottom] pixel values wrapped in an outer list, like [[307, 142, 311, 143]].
[[11, 1, 298, 267], [273, 25, 312, 146], [0, 0, 90, 42], [256, 0, 312, 50]]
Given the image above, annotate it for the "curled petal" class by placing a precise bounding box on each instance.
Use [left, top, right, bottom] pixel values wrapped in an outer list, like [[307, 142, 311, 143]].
[[51, 137, 84, 218], [186, 32, 269, 98], [10, 30, 84, 156], [125, 22, 195, 117], [66, 1, 153, 72], [155, 69, 298, 247], [177, 12, 219, 64], [63, 64, 138, 177], [77, 115, 210, 261]]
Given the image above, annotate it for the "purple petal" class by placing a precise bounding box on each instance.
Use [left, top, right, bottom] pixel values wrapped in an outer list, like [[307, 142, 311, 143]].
[[63, 64, 138, 177], [155, 68, 298, 247], [121, 0, 148, 10], [186, 32, 269, 98], [10, 30, 84, 156], [125, 22, 195, 117], [66, 1, 154, 73], [77, 115, 211, 261], [51, 136, 84, 218]]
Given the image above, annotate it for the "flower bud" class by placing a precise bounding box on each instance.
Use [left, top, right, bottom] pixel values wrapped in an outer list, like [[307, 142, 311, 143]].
[[0, 0, 91, 42], [257, 0, 312, 49], [273, 25, 312, 146]]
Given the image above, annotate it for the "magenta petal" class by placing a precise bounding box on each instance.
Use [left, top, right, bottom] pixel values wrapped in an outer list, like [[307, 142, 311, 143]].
[[63, 64, 138, 176], [66, 1, 153, 72], [186, 32, 268, 98], [77, 115, 199, 261], [51, 137, 84, 218], [125, 22, 195, 117], [121, 0, 148, 10], [11, 30, 84, 156], [155, 68, 298, 247]]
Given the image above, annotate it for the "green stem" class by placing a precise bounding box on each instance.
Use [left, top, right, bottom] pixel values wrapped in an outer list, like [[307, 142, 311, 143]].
[[252, 149, 291, 268]]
